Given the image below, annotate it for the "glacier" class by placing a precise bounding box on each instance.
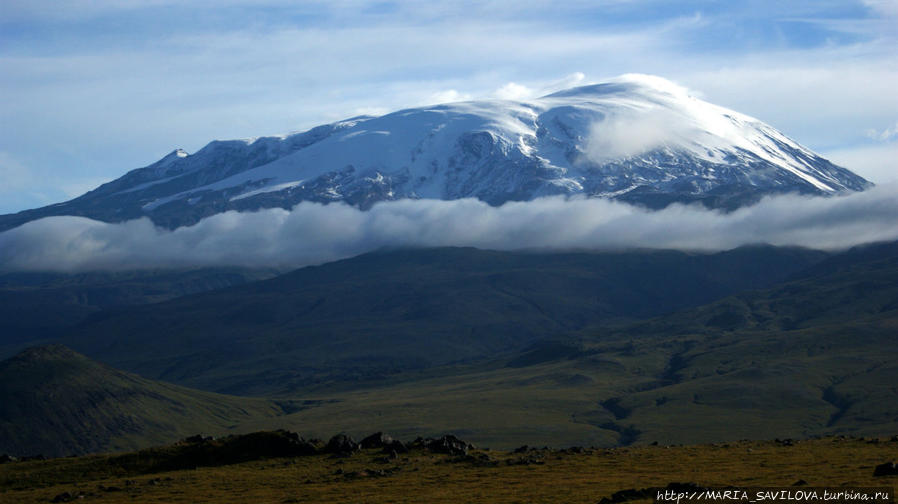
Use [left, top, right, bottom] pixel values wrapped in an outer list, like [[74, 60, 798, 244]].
[[0, 74, 871, 231]]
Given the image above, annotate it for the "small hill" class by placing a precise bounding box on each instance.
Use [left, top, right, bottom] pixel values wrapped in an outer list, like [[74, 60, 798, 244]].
[[0, 345, 285, 457]]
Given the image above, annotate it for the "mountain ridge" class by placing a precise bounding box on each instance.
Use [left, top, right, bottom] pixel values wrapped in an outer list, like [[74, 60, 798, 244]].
[[1, 242, 896, 456], [0, 74, 870, 232], [56, 245, 829, 395]]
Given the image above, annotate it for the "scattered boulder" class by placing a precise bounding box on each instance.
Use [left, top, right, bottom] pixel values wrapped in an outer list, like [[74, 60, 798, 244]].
[[221, 430, 319, 459], [425, 435, 471, 456], [0, 454, 17, 464], [458, 453, 499, 467], [360, 432, 393, 449], [326, 434, 360, 455], [506, 456, 545, 466], [873, 462, 898, 477], [51, 492, 78, 503], [111, 430, 319, 473], [382, 439, 408, 454]]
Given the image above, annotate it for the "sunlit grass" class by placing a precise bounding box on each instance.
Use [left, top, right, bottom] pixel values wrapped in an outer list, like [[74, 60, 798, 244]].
[[2, 435, 895, 504]]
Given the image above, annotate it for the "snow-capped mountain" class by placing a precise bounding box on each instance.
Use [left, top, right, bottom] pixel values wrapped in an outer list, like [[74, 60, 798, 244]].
[[0, 74, 870, 231]]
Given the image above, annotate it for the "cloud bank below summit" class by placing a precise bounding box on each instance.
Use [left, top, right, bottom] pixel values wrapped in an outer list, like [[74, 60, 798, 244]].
[[2, 185, 897, 272]]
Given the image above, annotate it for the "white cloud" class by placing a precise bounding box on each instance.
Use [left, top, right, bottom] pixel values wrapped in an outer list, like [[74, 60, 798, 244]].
[[427, 89, 473, 104], [493, 82, 534, 101], [824, 142, 898, 183], [2, 186, 897, 272], [0, 151, 31, 190], [861, 0, 898, 17], [539, 72, 587, 95], [489, 72, 588, 101], [865, 121, 898, 142], [584, 108, 688, 162], [678, 57, 898, 150]]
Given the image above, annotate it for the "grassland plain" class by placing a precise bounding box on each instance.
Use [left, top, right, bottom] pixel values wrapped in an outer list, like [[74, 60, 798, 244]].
[[1, 435, 897, 504]]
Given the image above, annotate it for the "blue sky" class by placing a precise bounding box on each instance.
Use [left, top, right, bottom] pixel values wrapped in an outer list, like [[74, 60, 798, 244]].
[[1, 0, 896, 214]]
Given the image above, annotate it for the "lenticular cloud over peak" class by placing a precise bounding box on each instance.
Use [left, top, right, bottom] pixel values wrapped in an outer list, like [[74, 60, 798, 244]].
[[2, 184, 896, 272]]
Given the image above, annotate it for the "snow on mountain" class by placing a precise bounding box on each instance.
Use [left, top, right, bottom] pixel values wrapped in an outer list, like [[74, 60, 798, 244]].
[[0, 74, 871, 231]]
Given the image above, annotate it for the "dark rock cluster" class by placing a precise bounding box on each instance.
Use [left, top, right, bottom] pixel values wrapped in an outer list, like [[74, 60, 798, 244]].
[[874, 462, 898, 477], [411, 435, 473, 456]]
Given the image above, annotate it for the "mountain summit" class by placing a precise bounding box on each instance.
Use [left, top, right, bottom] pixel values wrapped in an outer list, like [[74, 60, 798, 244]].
[[0, 74, 870, 231]]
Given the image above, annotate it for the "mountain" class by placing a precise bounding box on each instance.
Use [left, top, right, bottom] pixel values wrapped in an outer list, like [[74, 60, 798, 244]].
[[237, 241, 898, 448], [0, 345, 286, 457], [2, 243, 895, 455], [58, 245, 828, 395], [0, 74, 870, 232]]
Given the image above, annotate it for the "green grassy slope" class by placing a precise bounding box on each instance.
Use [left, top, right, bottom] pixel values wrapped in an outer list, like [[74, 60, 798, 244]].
[[231, 242, 898, 448], [60, 246, 827, 394], [0, 345, 286, 457]]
